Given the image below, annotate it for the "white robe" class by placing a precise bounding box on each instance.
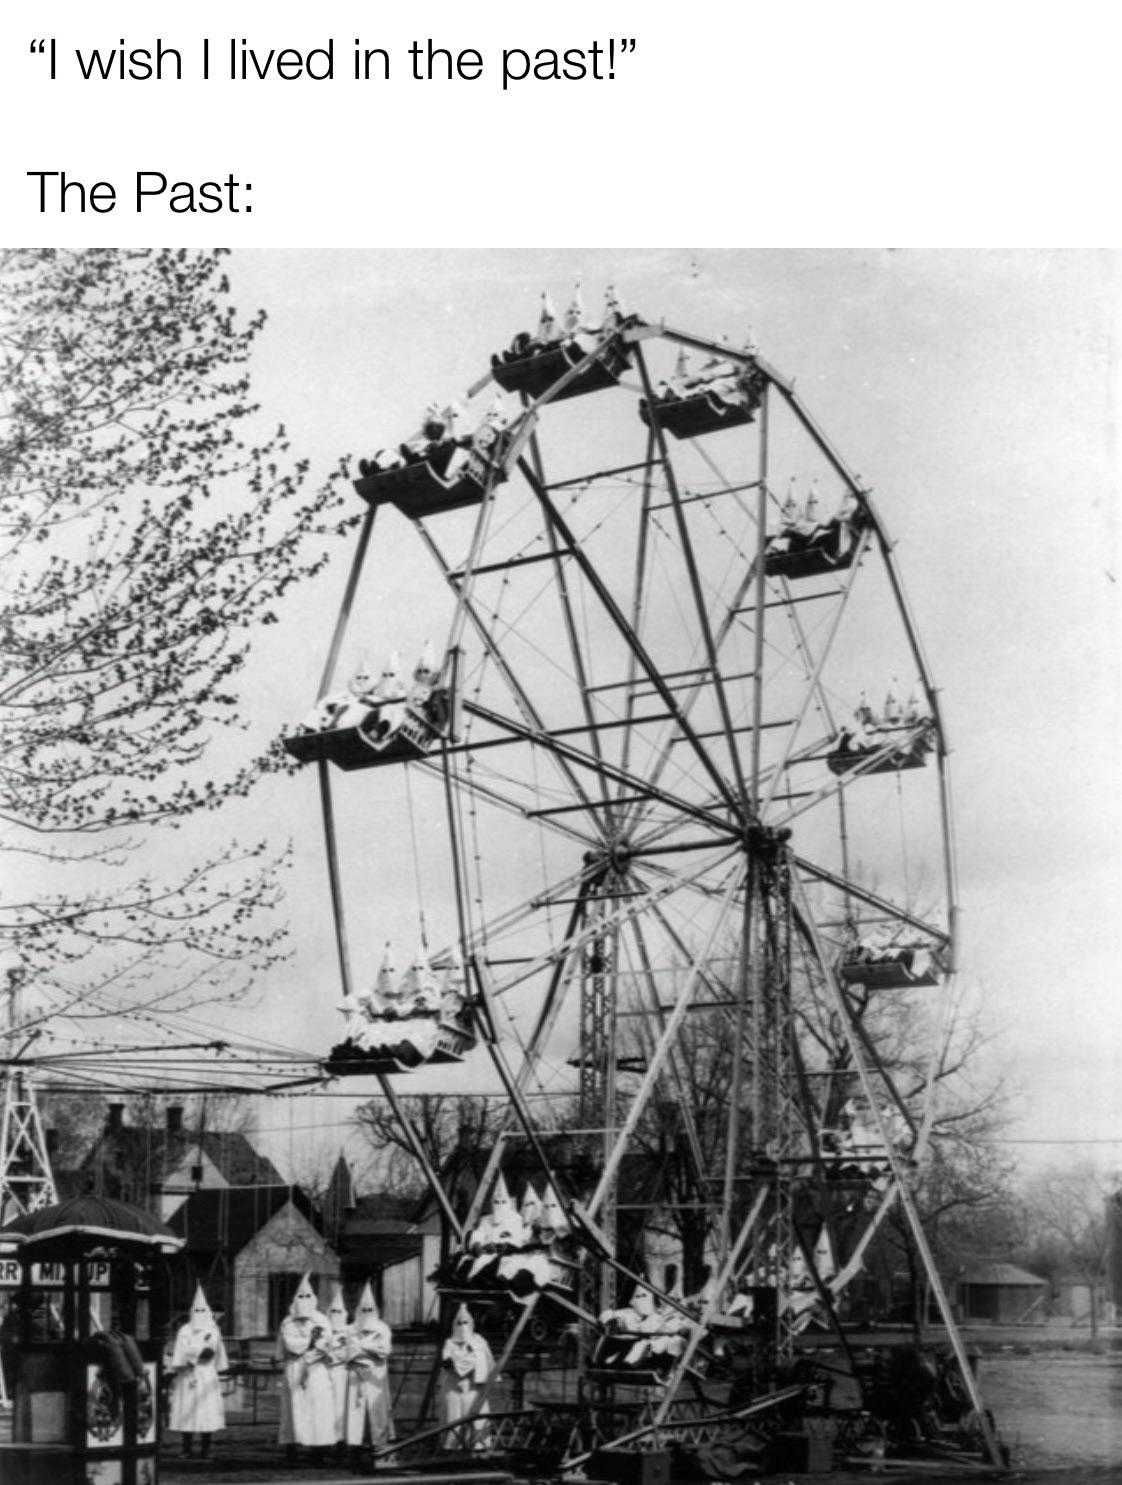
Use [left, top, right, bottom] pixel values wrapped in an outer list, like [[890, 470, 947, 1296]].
[[167, 1322, 228, 1433], [344, 1322, 394, 1446], [276, 1312, 338, 1446], [325, 1327, 352, 1440], [440, 1333, 494, 1448]]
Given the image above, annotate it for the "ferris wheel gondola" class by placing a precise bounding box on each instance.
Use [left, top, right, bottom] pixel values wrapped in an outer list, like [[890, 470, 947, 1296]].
[[283, 292, 1004, 1474]]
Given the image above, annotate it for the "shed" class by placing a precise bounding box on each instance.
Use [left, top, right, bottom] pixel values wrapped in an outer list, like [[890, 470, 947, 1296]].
[[957, 1262, 1047, 1324]]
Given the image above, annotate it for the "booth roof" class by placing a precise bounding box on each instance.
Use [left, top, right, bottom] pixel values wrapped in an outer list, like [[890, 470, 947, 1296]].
[[0, 1193, 184, 1254]]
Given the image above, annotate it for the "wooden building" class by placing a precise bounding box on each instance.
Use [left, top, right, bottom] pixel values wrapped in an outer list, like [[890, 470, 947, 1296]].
[[956, 1262, 1047, 1324]]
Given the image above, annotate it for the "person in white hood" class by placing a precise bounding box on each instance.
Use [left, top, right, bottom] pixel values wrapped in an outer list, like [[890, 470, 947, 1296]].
[[275, 1274, 337, 1458], [167, 1285, 228, 1457], [345, 1281, 394, 1452], [440, 1304, 494, 1448], [324, 1284, 352, 1445]]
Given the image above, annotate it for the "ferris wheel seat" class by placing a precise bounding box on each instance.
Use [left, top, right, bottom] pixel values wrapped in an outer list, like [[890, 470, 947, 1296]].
[[353, 446, 509, 519], [283, 691, 451, 771], [639, 380, 761, 439], [764, 517, 862, 579], [490, 336, 631, 402], [324, 1020, 475, 1076], [826, 727, 933, 776], [839, 949, 943, 989]]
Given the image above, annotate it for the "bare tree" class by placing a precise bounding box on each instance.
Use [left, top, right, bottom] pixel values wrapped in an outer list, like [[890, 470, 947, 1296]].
[[353, 1093, 505, 1207], [0, 248, 355, 1017], [620, 932, 1014, 1317], [1019, 1162, 1116, 1339]]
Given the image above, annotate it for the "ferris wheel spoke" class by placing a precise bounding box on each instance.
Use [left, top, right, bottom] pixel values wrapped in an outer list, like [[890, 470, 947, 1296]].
[[793, 854, 950, 946], [517, 454, 743, 819], [414, 753, 597, 849], [617, 910, 712, 1191], [462, 698, 738, 837], [616, 427, 659, 801], [522, 422, 620, 831], [759, 525, 872, 813], [634, 345, 750, 814], [769, 721, 939, 831], [489, 844, 741, 1001], [585, 856, 747, 1221], [413, 518, 606, 832]]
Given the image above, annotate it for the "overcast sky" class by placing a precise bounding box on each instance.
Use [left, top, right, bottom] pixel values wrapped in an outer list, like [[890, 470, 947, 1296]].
[[103, 249, 1120, 1181]]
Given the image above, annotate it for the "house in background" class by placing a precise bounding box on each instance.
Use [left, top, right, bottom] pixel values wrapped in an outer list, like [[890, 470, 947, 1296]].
[[956, 1262, 1048, 1324], [167, 1184, 340, 1336], [66, 1102, 338, 1338], [323, 1154, 441, 1326], [69, 1102, 284, 1217]]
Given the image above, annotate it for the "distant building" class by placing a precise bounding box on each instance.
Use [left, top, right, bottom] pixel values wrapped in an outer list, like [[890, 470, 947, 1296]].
[[322, 1154, 441, 1326], [167, 1184, 340, 1336], [65, 1102, 335, 1338], [956, 1262, 1047, 1324], [69, 1102, 283, 1217]]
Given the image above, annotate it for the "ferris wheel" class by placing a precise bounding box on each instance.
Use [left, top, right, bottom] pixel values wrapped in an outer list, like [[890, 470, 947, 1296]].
[[285, 292, 1003, 1471]]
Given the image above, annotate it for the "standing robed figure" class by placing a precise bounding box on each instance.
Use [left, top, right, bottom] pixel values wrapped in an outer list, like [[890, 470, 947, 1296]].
[[275, 1273, 337, 1457], [440, 1303, 494, 1449], [344, 1281, 394, 1450], [167, 1285, 228, 1458]]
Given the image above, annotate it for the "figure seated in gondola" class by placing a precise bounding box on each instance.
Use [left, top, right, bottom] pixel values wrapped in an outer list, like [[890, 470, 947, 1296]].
[[441, 1177, 578, 1299], [286, 643, 451, 770], [819, 1098, 902, 1192], [839, 925, 944, 988], [777, 1229, 836, 1334], [594, 1278, 689, 1380], [353, 398, 514, 517], [764, 481, 866, 578], [328, 943, 474, 1072], [828, 684, 934, 775], [640, 342, 765, 439], [490, 285, 633, 401]]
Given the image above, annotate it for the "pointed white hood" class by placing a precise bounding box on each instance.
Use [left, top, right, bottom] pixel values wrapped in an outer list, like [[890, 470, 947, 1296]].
[[374, 943, 401, 1004], [326, 1283, 348, 1332], [452, 1302, 475, 1343], [289, 1272, 318, 1321], [355, 1280, 381, 1333], [519, 1183, 542, 1229], [189, 1283, 215, 1331], [489, 1170, 516, 1222], [539, 1183, 570, 1239]]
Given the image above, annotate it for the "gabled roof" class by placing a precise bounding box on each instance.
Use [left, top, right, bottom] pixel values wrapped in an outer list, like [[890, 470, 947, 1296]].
[[77, 1125, 284, 1189], [959, 1262, 1047, 1287], [349, 1193, 420, 1225], [166, 1185, 321, 1255]]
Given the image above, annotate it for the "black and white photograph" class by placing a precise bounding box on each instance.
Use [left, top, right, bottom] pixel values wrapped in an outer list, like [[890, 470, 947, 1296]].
[[0, 248, 1117, 1482]]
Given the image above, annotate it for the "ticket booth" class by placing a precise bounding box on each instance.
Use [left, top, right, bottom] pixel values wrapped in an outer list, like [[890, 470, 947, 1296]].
[[0, 1194, 183, 1485]]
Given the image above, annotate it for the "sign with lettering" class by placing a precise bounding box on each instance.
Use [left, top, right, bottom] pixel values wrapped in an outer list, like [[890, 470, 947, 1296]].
[[0, 1258, 115, 1289]]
